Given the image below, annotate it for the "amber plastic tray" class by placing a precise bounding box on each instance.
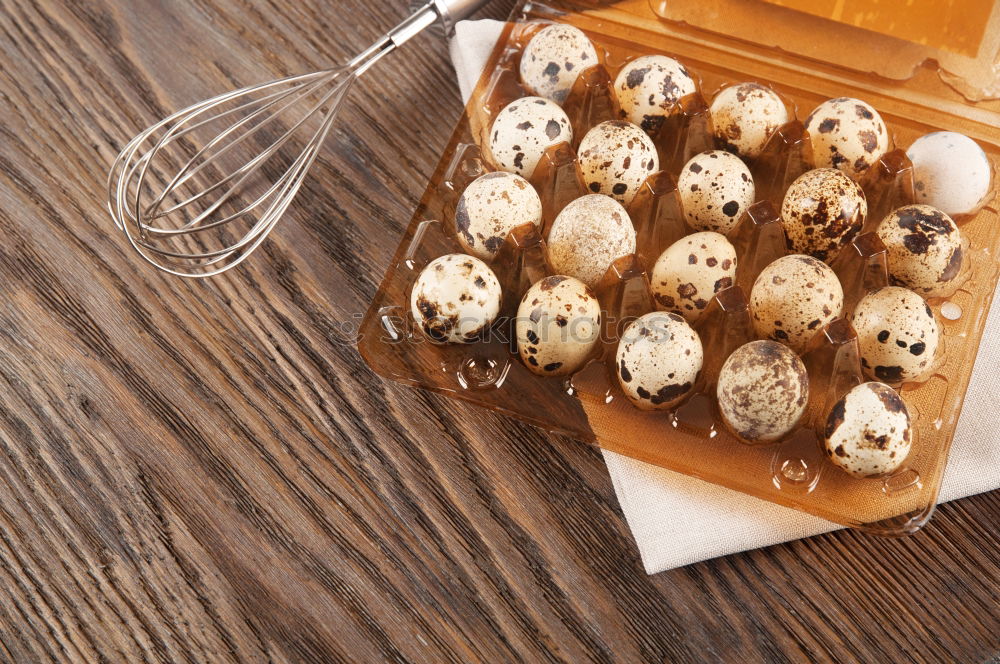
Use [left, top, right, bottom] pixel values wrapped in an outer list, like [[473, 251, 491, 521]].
[[358, 0, 1000, 534]]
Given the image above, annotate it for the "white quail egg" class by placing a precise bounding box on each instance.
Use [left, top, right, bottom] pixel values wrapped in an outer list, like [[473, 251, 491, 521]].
[[710, 82, 790, 159], [804, 97, 889, 179], [578, 121, 659, 205], [678, 150, 755, 234], [547, 194, 636, 288], [823, 381, 911, 478], [489, 97, 572, 179], [852, 286, 939, 384], [750, 255, 844, 353], [614, 55, 697, 134], [456, 172, 543, 260], [519, 24, 599, 103], [516, 275, 601, 376], [410, 254, 501, 344], [877, 204, 963, 297], [717, 340, 809, 443], [650, 231, 737, 323], [907, 131, 994, 218], [781, 168, 867, 262], [616, 312, 702, 411]]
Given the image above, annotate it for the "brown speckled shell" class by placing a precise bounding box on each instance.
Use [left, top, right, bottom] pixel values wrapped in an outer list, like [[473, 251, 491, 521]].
[[710, 82, 789, 159], [614, 55, 697, 134], [516, 275, 601, 376], [781, 168, 867, 263], [750, 254, 844, 353], [577, 121, 659, 206], [650, 231, 737, 323], [876, 204, 963, 297], [456, 172, 542, 260], [489, 97, 572, 179], [547, 194, 636, 288], [803, 97, 889, 179], [519, 24, 598, 104], [678, 150, 756, 234], [717, 340, 809, 442], [410, 254, 502, 344], [823, 382, 911, 478], [852, 286, 940, 384], [615, 312, 703, 411]]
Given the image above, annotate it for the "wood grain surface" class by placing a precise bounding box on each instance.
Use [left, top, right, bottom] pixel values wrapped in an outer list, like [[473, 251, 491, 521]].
[[0, 1, 997, 662]]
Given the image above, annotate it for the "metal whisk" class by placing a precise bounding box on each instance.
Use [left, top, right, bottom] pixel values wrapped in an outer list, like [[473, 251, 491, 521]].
[[108, 0, 489, 278]]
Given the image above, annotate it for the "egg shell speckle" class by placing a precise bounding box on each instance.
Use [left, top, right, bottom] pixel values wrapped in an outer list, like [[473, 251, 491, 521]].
[[804, 97, 889, 179], [578, 121, 659, 205], [614, 55, 697, 134], [824, 382, 911, 478], [651, 231, 737, 323], [877, 204, 963, 297], [781, 168, 867, 262], [717, 340, 809, 443], [547, 194, 636, 288], [519, 24, 599, 103], [750, 255, 844, 353], [907, 131, 994, 217], [679, 150, 755, 234], [710, 82, 790, 159], [410, 254, 502, 344], [516, 275, 601, 376], [852, 286, 939, 384], [489, 97, 572, 179], [616, 312, 703, 411], [456, 172, 542, 260]]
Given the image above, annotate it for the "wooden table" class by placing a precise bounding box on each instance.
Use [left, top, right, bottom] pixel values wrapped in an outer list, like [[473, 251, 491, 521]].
[[0, 1, 997, 661]]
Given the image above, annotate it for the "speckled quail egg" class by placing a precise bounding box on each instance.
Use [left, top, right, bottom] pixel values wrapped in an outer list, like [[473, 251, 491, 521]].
[[907, 131, 994, 218], [710, 82, 790, 159], [516, 275, 601, 376], [455, 172, 542, 260], [578, 121, 659, 205], [823, 381, 911, 478], [717, 340, 809, 443], [651, 231, 737, 323], [750, 255, 844, 353], [852, 286, 939, 384], [877, 205, 963, 297], [781, 168, 867, 262], [547, 194, 636, 288], [489, 97, 572, 179], [410, 254, 502, 344], [520, 24, 599, 103], [804, 97, 889, 179], [616, 312, 703, 411], [614, 55, 697, 134], [678, 150, 756, 234]]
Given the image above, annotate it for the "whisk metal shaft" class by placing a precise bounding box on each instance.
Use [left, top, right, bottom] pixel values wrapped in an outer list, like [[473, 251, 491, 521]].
[[108, 0, 489, 278]]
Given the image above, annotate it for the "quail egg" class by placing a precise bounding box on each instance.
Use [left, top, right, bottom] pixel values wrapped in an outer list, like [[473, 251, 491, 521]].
[[717, 340, 809, 443], [907, 131, 994, 218], [678, 150, 755, 234], [781, 168, 867, 262], [616, 312, 702, 411], [804, 97, 889, 179], [547, 194, 636, 288], [650, 231, 737, 323], [877, 205, 963, 297], [823, 381, 911, 478], [750, 255, 844, 353], [410, 254, 502, 343], [614, 55, 698, 134], [852, 286, 939, 384], [710, 82, 790, 159], [456, 172, 542, 260], [489, 97, 572, 179], [520, 24, 599, 103], [516, 275, 601, 376], [578, 121, 659, 205]]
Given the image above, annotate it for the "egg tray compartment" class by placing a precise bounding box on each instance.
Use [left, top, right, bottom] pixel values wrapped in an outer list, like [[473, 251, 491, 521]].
[[358, 2, 1000, 533]]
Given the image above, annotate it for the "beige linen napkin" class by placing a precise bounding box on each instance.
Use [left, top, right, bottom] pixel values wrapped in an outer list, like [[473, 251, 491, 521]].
[[449, 19, 1000, 573]]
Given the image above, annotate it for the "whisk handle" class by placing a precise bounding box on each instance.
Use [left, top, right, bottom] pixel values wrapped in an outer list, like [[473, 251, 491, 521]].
[[433, 0, 492, 35]]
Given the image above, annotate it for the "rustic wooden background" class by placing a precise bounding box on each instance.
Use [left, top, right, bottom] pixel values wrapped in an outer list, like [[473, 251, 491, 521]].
[[0, 0, 997, 662]]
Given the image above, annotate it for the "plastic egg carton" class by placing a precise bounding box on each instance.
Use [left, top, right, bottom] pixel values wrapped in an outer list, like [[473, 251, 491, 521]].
[[359, 0, 1000, 533]]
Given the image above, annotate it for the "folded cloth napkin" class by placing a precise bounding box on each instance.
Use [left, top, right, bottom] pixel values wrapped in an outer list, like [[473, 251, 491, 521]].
[[449, 19, 1000, 573]]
